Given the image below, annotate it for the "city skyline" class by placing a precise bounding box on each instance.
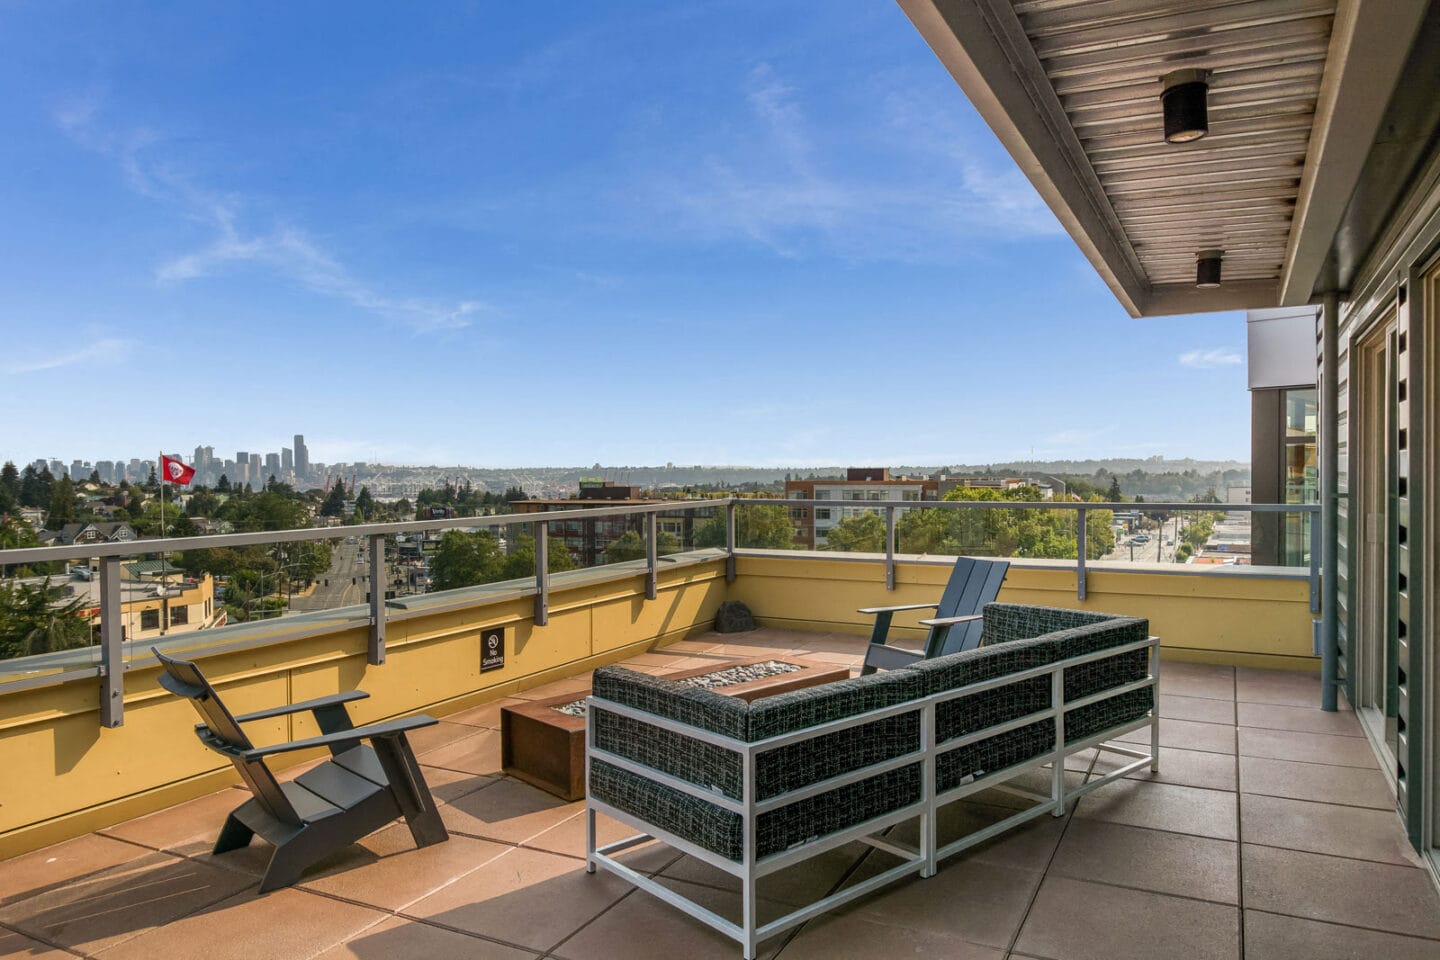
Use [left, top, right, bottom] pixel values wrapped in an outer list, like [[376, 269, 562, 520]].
[[0, 2, 1250, 465]]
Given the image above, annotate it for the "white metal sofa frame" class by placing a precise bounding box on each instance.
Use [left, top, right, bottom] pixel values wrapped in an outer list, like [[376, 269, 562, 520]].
[[584, 634, 1160, 959]]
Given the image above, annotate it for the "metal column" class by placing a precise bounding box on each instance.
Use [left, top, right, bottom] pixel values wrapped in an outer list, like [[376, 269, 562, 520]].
[[98, 557, 125, 728], [368, 534, 386, 665], [534, 522, 550, 626], [884, 506, 896, 591], [645, 512, 658, 601], [1320, 291, 1340, 712], [725, 501, 737, 583]]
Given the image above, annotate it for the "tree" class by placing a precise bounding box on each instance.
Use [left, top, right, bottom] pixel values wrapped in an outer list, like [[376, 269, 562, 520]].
[[1106, 477, 1123, 502], [428, 530, 505, 591], [824, 512, 887, 552], [223, 491, 309, 532], [892, 486, 1113, 560], [0, 472, 14, 515], [88, 469, 101, 485], [0, 578, 92, 659], [216, 474, 231, 493], [19, 465, 51, 508], [694, 504, 795, 549], [503, 533, 578, 580], [145, 465, 159, 491], [320, 479, 347, 517], [48, 476, 77, 526], [0, 461, 19, 504], [604, 529, 679, 562], [185, 487, 221, 518], [354, 486, 375, 518]]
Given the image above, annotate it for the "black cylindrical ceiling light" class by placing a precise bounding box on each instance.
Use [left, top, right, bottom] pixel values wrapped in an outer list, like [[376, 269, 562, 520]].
[[1161, 69, 1210, 143], [1196, 250, 1224, 288]]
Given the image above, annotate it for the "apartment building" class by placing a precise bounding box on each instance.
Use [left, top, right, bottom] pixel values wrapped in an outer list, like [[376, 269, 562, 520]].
[[785, 468, 938, 548]]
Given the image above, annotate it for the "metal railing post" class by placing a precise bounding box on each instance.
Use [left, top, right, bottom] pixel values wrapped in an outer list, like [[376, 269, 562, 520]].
[[535, 522, 550, 626], [98, 557, 124, 728], [645, 512, 658, 601], [1308, 510, 1321, 614], [725, 501, 737, 583], [368, 534, 386, 665], [885, 506, 896, 591], [1076, 507, 1088, 601]]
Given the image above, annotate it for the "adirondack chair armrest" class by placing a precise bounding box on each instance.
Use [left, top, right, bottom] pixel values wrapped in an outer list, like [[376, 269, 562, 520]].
[[230, 690, 371, 724], [239, 714, 439, 761], [856, 602, 940, 615], [917, 613, 984, 628]]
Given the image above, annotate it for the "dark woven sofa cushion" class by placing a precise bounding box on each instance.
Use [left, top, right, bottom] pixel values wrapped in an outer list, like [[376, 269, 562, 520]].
[[1066, 686, 1153, 744], [756, 764, 922, 858], [591, 666, 749, 799], [907, 634, 1055, 738], [979, 602, 1117, 647], [590, 758, 741, 859], [936, 718, 1054, 791], [592, 758, 924, 862], [749, 669, 924, 801], [915, 604, 1152, 788]]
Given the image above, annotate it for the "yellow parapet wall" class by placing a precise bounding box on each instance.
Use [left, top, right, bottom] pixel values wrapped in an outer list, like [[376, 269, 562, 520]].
[[0, 560, 727, 859], [0, 552, 1316, 859], [727, 554, 1317, 669]]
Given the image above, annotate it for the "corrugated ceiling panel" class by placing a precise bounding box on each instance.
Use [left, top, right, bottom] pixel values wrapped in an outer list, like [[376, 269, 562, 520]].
[[1013, 0, 1336, 288]]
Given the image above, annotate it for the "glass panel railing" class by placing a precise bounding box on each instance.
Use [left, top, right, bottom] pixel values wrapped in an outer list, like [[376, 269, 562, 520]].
[[0, 497, 1319, 693]]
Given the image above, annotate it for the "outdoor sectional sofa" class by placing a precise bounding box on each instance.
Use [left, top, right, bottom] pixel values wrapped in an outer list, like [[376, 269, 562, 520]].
[[584, 602, 1160, 959]]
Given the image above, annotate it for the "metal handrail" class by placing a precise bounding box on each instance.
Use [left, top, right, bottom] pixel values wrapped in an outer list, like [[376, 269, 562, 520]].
[[0, 495, 1319, 729], [0, 498, 724, 566]]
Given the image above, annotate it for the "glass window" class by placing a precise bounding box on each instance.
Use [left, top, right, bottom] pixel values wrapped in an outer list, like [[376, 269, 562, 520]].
[[1282, 387, 1318, 566], [1285, 388, 1317, 438], [815, 508, 831, 520], [814, 490, 830, 500], [140, 609, 160, 630], [170, 606, 189, 626]]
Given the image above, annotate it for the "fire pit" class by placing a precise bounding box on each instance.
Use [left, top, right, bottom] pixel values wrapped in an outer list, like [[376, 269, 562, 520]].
[[500, 655, 850, 800]]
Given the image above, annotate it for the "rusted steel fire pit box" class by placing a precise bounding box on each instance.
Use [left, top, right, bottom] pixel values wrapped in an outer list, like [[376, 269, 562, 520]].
[[500, 655, 850, 800]]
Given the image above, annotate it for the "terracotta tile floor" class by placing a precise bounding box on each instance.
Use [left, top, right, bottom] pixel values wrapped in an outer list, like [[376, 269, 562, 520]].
[[4, 630, 1439, 959]]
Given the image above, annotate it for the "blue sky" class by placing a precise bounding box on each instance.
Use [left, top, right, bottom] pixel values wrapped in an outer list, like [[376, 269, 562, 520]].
[[0, 1, 1249, 468]]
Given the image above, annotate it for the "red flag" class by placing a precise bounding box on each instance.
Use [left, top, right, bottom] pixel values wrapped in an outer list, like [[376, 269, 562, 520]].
[[161, 455, 196, 486]]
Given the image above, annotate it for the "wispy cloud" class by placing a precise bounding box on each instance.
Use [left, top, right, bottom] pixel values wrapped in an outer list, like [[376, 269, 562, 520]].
[[54, 96, 485, 334], [1179, 348, 1243, 369], [633, 64, 1062, 262], [4, 337, 132, 374]]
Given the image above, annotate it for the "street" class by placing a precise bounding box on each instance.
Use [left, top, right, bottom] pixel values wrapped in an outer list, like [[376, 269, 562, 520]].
[[289, 539, 372, 612], [1102, 517, 1183, 564]]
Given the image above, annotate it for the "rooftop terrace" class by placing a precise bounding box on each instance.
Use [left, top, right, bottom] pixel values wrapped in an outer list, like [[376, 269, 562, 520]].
[[4, 628, 1436, 960]]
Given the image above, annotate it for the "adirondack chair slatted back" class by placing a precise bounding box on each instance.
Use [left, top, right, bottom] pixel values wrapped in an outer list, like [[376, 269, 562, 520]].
[[154, 650, 304, 827], [925, 558, 1009, 657]]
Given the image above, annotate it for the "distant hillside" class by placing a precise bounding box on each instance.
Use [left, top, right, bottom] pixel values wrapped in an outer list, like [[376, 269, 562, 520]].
[[364, 457, 1249, 501]]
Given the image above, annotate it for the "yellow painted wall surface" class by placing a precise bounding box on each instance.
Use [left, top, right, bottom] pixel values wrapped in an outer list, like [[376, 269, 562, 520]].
[[0, 562, 726, 858], [0, 553, 1312, 857], [728, 556, 1316, 668]]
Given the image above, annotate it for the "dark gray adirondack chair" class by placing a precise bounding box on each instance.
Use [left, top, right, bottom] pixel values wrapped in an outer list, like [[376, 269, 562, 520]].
[[153, 649, 449, 892], [859, 557, 1009, 673]]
